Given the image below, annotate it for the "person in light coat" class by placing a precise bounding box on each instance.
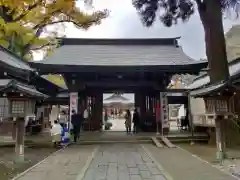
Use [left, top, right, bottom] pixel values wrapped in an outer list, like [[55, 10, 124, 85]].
[[51, 120, 62, 147], [125, 109, 132, 134]]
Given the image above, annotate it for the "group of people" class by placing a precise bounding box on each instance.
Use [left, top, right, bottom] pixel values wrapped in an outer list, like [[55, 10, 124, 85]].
[[51, 108, 89, 147], [124, 109, 140, 134]]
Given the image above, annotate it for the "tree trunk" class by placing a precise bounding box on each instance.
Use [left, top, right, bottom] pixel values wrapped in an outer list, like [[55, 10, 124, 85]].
[[198, 0, 229, 82], [197, 0, 229, 159]]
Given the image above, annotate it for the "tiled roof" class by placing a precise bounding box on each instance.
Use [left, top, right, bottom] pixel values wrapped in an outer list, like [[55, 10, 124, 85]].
[[190, 82, 227, 97], [104, 93, 129, 101], [188, 58, 240, 90], [32, 38, 206, 66], [0, 79, 11, 87], [0, 46, 33, 71], [0, 79, 48, 98]]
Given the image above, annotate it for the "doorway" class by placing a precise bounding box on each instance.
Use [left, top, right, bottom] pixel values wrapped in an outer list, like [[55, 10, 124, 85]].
[[103, 93, 135, 131]]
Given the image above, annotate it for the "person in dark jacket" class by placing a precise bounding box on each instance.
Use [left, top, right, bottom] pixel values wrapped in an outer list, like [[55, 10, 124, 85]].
[[71, 109, 82, 143], [133, 108, 140, 134]]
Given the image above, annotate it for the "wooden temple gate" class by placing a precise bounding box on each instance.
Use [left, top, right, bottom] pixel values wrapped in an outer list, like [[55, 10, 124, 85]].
[[30, 38, 208, 132]]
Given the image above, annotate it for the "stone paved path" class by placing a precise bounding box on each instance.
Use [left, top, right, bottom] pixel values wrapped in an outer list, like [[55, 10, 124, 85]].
[[13, 143, 238, 180], [14, 145, 98, 180], [82, 144, 167, 180]]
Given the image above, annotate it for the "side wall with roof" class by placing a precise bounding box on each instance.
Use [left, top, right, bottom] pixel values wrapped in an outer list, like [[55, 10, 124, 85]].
[[188, 58, 240, 125]]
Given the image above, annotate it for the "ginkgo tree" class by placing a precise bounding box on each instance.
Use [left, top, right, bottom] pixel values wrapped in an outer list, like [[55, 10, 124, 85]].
[[0, 0, 107, 59]]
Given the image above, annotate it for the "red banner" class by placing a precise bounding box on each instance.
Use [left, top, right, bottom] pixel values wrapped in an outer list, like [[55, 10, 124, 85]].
[[156, 103, 161, 122]]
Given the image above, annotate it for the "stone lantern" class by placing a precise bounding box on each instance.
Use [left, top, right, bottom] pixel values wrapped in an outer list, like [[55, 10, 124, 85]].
[[0, 80, 47, 162], [190, 82, 236, 162]]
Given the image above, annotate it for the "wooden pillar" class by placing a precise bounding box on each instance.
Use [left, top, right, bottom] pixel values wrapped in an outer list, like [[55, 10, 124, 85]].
[[135, 91, 142, 111], [140, 92, 146, 118], [78, 91, 86, 113], [99, 93, 103, 130], [149, 93, 153, 114], [93, 92, 102, 131]]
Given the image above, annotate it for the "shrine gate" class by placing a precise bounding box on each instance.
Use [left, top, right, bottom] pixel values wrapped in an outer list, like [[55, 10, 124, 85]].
[[30, 38, 207, 132]]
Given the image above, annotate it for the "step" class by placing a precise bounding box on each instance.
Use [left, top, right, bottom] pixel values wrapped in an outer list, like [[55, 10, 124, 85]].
[[78, 139, 152, 145], [151, 137, 164, 148], [166, 133, 209, 139], [169, 138, 209, 143], [161, 136, 176, 148]]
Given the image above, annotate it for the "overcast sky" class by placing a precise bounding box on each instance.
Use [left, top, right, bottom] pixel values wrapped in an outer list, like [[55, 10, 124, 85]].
[[61, 0, 240, 60]]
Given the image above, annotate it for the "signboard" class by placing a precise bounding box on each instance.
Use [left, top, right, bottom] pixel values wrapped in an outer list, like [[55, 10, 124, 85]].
[[70, 92, 78, 118], [160, 92, 169, 128]]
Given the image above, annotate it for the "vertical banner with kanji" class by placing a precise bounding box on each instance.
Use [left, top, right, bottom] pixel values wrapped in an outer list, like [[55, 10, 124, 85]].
[[160, 92, 169, 129], [70, 92, 78, 120]]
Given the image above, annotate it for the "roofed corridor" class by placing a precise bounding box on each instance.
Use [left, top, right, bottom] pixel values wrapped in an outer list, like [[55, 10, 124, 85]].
[[14, 144, 238, 180]]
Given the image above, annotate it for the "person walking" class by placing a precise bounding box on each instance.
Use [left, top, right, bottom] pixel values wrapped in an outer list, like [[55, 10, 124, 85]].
[[104, 108, 108, 130], [71, 110, 81, 143], [124, 109, 132, 134], [133, 108, 140, 134]]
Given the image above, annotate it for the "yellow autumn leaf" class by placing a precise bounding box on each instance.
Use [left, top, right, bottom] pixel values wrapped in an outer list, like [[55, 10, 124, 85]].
[[0, 39, 9, 48]]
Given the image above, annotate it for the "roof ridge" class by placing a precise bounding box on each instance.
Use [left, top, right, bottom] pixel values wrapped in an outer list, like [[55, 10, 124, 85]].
[[58, 37, 181, 46]]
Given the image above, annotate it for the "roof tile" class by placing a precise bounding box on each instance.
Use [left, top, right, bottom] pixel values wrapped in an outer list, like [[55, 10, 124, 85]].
[[36, 38, 200, 66], [0, 46, 33, 71]]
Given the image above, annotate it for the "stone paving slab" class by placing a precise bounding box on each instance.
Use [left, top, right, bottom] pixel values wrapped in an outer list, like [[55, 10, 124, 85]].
[[82, 144, 168, 180], [142, 144, 238, 180], [14, 145, 98, 180]]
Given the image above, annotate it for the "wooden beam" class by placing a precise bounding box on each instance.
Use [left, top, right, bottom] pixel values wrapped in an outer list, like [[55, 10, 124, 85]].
[[75, 80, 162, 88]]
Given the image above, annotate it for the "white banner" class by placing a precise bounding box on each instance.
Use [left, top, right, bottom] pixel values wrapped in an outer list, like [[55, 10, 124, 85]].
[[70, 92, 78, 117], [160, 92, 169, 128]]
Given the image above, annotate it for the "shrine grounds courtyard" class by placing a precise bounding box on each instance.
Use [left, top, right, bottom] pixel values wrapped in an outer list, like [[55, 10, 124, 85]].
[[6, 143, 240, 180]]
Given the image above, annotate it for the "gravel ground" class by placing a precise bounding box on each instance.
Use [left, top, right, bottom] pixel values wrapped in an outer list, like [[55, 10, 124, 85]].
[[0, 146, 56, 180]]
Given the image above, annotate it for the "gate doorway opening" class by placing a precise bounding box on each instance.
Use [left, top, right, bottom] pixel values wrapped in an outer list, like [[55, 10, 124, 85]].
[[167, 93, 188, 133], [103, 93, 135, 131]]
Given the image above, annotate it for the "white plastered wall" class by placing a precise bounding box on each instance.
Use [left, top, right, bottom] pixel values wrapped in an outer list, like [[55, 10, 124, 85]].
[[190, 97, 206, 115], [49, 105, 59, 124]]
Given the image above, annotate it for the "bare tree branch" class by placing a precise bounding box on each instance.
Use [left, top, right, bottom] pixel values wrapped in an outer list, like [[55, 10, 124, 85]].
[[30, 42, 57, 51]]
